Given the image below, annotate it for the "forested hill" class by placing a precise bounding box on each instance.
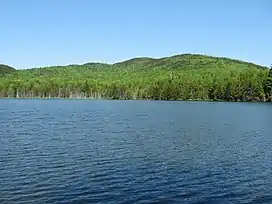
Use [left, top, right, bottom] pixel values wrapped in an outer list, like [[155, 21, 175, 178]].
[[113, 54, 267, 70], [0, 54, 272, 102], [0, 64, 16, 75]]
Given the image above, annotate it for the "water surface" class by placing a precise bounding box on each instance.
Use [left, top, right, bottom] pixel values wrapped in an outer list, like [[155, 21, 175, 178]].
[[0, 99, 272, 203]]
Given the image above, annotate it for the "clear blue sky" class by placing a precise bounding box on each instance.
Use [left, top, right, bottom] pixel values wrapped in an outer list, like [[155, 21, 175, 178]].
[[1, 0, 271, 69]]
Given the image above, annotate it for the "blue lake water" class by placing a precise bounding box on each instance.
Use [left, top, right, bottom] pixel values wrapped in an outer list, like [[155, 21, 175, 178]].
[[0, 99, 272, 204]]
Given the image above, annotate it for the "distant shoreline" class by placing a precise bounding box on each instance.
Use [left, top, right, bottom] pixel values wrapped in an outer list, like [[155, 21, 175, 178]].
[[0, 97, 270, 103], [1, 54, 272, 103]]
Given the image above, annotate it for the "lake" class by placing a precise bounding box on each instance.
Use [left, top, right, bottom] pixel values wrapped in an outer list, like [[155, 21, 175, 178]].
[[0, 99, 272, 204]]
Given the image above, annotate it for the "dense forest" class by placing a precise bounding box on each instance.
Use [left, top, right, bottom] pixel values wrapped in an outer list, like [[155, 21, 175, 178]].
[[0, 54, 271, 102]]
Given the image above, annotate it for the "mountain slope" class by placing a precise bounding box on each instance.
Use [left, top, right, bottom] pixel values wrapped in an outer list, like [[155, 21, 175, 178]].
[[113, 54, 267, 70], [0, 64, 16, 74]]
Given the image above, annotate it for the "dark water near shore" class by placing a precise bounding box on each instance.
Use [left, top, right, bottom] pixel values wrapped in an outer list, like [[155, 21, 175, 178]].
[[0, 99, 272, 204]]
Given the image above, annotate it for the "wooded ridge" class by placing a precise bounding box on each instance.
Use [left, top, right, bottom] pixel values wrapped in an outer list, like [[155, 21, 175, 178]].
[[1, 54, 271, 102]]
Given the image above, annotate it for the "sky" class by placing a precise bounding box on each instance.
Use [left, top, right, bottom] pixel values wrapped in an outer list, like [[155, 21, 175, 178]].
[[1, 0, 271, 69]]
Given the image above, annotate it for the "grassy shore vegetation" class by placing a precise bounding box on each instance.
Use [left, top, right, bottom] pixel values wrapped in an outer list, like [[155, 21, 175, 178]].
[[0, 54, 271, 102]]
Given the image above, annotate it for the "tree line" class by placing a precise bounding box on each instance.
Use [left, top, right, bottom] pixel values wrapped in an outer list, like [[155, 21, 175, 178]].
[[0, 54, 271, 102]]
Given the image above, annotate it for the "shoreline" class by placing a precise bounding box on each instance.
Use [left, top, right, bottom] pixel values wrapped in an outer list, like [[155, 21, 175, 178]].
[[0, 97, 270, 103]]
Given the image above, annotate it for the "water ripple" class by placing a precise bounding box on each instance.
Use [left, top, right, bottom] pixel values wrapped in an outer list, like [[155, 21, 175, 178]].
[[0, 100, 272, 203]]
